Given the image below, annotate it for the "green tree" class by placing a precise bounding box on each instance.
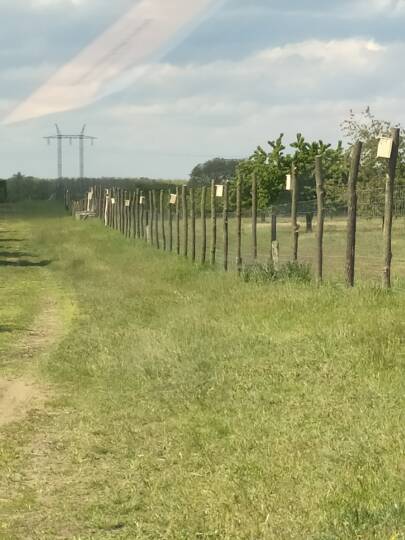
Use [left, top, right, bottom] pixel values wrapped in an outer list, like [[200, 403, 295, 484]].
[[341, 107, 405, 184], [189, 158, 241, 187], [341, 107, 405, 216], [236, 134, 290, 209]]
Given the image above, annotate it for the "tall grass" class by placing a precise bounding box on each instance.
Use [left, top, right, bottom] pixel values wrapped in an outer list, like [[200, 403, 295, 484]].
[[0, 202, 404, 539]]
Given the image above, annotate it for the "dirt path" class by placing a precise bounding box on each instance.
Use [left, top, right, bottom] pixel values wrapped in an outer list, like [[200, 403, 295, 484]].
[[0, 295, 65, 428], [0, 378, 44, 427]]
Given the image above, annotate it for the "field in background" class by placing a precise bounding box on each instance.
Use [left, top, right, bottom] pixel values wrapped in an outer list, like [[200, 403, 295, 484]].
[[0, 202, 404, 539], [129, 209, 405, 284]]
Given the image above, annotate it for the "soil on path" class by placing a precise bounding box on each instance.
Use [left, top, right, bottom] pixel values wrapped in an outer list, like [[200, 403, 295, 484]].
[[0, 295, 64, 428]]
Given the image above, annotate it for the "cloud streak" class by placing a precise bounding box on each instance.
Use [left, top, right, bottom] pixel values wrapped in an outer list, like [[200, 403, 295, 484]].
[[4, 0, 222, 124]]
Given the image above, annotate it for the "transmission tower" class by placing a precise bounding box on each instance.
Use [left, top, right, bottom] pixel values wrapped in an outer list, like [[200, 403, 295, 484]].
[[44, 124, 97, 179]]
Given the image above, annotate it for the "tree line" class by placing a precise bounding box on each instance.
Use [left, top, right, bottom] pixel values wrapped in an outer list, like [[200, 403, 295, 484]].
[[2, 109, 404, 210]]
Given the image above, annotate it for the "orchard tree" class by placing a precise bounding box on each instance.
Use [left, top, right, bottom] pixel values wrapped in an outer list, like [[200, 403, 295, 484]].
[[189, 158, 241, 187], [341, 107, 405, 184], [236, 134, 290, 209], [341, 107, 405, 216]]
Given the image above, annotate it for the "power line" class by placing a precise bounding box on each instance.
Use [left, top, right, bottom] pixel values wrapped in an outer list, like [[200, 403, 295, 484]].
[[44, 124, 97, 179]]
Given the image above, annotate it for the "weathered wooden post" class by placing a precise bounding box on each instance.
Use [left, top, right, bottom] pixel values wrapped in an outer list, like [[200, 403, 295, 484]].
[[136, 189, 141, 239], [133, 189, 138, 238], [149, 191, 155, 246], [223, 181, 229, 271], [160, 190, 166, 251], [346, 141, 362, 287], [305, 213, 313, 233], [176, 186, 180, 255], [315, 156, 325, 284], [272, 241, 280, 271], [117, 188, 123, 232], [270, 211, 277, 263], [210, 179, 217, 265], [291, 164, 299, 261], [128, 192, 134, 237], [201, 186, 207, 264], [153, 190, 159, 249], [124, 191, 130, 237], [236, 174, 242, 272], [110, 189, 114, 228], [140, 192, 145, 240], [182, 185, 188, 257], [111, 188, 116, 229], [168, 190, 173, 252], [124, 190, 129, 236], [190, 186, 196, 262], [252, 172, 257, 261], [382, 128, 400, 289]]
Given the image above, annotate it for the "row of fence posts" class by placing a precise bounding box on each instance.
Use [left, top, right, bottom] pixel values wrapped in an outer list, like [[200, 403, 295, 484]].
[[67, 129, 400, 289]]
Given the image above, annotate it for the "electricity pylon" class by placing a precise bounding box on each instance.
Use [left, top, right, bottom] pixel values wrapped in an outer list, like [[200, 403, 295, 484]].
[[44, 124, 97, 179]]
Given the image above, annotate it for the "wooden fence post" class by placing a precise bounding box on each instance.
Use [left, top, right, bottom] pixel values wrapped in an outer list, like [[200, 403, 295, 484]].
[[305, 213, 313, 233], [315, 156, 325, 284], [291, 164, 299, 261], [128, 192, 133, 237], [107, 190, 112, 227], [133, 189, 138, 238], [223, 181, 229, 271], [270, 211, 277, 263], [272, 241, 280, 271], [118, 189, 122, 233], [182, 185, 188, 257], [110, 189, 114, 228], [136, 189, 141, 239], [160, 190, 166, 251], [125, 191, 129, 237], [168, 190, 173, 252], [236, 175, 242, 272], [153, 190, 159, 249], [176, 187, 180, 255], [190, 187, 196, 262], [210, 179, 216, 265], [201, 186, 207, 264], [111, 188, 116, 229], [252, 172, 257, 261], [140, 192, 145, 240], [149, 191, 154, 246], [346, 141, 362, 287], [383, 127, 400, 289]]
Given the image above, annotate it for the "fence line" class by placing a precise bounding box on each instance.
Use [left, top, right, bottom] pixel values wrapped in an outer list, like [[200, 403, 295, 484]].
[[67, 143, 405, 289]]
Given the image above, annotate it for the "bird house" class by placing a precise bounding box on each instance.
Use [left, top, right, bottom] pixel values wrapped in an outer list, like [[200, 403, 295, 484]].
[[286, 174, 292, 191], [125, 199, 130, 207], [216, 184, 224, 197], [377, 137, 393, 159], [170, 194, 177, 204]]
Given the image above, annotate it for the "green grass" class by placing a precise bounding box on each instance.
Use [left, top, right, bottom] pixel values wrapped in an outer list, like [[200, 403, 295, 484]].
[[192, 213, 405, 283], [0, 202, 404, 539]]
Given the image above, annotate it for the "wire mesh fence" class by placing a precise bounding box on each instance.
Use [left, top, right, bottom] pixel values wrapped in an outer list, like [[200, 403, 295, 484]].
[[67, 182, 405, 287]]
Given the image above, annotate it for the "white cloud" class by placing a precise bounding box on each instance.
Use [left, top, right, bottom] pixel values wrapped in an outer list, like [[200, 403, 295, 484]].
[[2, 20, 405, 178], [105, 38, 393, 120]]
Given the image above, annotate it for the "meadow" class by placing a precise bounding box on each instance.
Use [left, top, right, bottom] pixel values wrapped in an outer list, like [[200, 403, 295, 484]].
[[0, 202, 404, 539]]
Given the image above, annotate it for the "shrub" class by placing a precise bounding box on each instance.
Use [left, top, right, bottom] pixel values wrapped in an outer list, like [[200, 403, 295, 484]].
[[241, 261, 312, 284]]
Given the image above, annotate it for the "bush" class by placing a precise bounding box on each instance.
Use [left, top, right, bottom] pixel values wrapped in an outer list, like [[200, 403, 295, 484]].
[[241, 261, 312, 284]]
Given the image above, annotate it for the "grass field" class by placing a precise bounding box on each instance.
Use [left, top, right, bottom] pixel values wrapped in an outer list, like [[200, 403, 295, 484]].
[[183, 211, 405, 283], [0, 202, 405, 539]]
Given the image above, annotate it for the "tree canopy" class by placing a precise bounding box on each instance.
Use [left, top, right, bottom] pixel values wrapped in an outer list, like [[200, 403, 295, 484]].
[[189, 158, 242, 187]]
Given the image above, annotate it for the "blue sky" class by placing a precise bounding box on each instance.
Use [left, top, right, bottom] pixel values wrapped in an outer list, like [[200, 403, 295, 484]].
[[1, 0, 405, 179]]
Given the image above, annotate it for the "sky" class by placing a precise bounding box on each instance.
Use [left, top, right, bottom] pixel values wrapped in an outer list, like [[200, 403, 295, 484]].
[[1, 0, 405, 179]]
